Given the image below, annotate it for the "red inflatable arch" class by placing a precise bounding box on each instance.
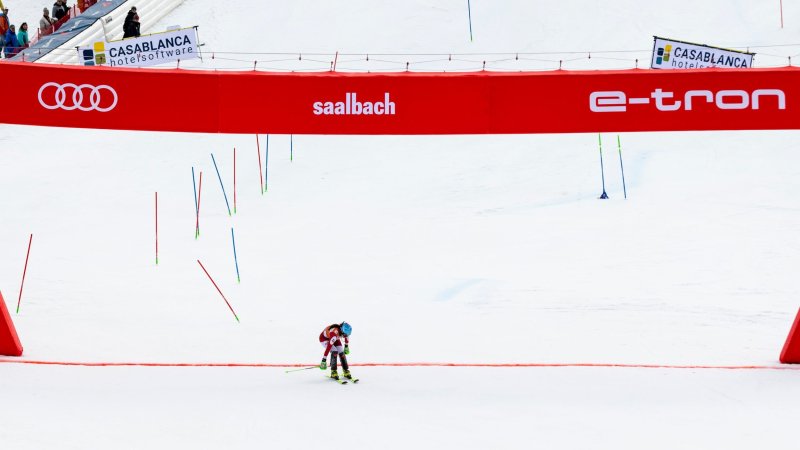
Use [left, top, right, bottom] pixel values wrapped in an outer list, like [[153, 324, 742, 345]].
[[0, 62, 797, 135], [780, 308, 800, 364], [0, 291, 23, 357]]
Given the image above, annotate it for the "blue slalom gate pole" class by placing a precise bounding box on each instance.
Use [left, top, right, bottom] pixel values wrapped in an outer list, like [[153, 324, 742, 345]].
[[265, 134, 269, 191], [231, 227, 240, 283], [617, 135, 627, 199], [467, 0, 474, 42], [598, 134, 609, 199], [211, 153, 232, 216], [192, 167, 198, 215]]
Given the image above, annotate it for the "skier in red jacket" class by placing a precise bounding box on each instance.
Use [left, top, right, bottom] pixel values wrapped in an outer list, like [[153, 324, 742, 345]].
[[319, 322, 353, 381]]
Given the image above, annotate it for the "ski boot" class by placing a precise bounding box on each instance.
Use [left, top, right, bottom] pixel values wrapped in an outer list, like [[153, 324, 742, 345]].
[[343, 369, 353, 380], [330, 370, 340, 381]]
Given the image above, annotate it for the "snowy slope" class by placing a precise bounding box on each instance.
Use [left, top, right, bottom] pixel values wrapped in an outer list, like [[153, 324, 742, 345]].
[[3, 365, 800, 450], [2, 1, 800, 449], [153, 0, 800, 70], [1, 128, 798, 364]]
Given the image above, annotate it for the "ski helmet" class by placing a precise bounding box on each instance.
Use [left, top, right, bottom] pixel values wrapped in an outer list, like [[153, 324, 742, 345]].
[[340, 322, 352, 336]]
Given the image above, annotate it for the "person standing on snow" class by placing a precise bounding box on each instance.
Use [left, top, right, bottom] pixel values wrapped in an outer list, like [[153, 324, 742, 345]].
[[3, 23, 19, 57], [52, 0, 69, 21], [17, 22, 29, 49], [0, 7, 10, 58], [130, 13, 141, 37], [123, 7, 140, 38], [319, 322, 354, 381], [40, 8, 56, 33]]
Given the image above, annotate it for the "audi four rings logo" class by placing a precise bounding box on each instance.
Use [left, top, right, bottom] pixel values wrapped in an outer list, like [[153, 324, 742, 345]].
[[38, 82, 118, 112]]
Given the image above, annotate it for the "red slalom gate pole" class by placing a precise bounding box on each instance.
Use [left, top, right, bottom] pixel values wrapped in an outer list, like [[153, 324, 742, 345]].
[[155, 192, 159, 265], [197, 260, 240, 322], [16, 234, 33, 314], [196, 172, 202, 238], [257, 135, 264, 194]]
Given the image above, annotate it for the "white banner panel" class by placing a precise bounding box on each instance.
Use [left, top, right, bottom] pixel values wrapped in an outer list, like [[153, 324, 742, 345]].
[[651, 36, 754, 70], [78, 27, 199, 68]]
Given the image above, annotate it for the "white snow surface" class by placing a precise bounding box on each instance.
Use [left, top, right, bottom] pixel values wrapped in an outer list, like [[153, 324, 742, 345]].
[[2, 1, 800, 449]]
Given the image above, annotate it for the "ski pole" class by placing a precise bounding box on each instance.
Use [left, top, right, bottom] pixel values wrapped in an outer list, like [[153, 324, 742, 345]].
[[285, 366, 318, 373]]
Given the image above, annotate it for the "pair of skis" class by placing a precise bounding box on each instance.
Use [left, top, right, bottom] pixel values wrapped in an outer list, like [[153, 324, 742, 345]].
[[284, 366, 360, 384], [328, 375, 359, 385]]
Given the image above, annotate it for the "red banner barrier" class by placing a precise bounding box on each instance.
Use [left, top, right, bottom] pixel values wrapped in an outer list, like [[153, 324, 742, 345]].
[[1, 61, 798, 134], [0, 291, 23, 357]]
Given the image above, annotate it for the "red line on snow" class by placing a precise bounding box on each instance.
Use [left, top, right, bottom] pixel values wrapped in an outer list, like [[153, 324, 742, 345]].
[[0, 360, 798, 370]]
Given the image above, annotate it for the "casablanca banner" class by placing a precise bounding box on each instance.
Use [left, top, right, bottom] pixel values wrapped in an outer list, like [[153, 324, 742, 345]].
[[0, 61, 798, 134], [651, 36, 754, 70], [77, 27, 200, 68]]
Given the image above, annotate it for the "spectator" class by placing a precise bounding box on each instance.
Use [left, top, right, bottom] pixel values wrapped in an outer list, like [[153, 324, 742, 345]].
[[52, 0, 69, 21], [4, 23, 19, 57], [17, 22, 28, 49], [40, 8, 56, 32], [0, 7, 9, 58], [131, 13, 141, 37], [123, 6, 139, 38]]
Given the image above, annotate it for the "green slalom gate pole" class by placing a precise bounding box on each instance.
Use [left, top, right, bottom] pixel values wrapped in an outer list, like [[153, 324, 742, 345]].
[[617, 135, 628, 199]]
